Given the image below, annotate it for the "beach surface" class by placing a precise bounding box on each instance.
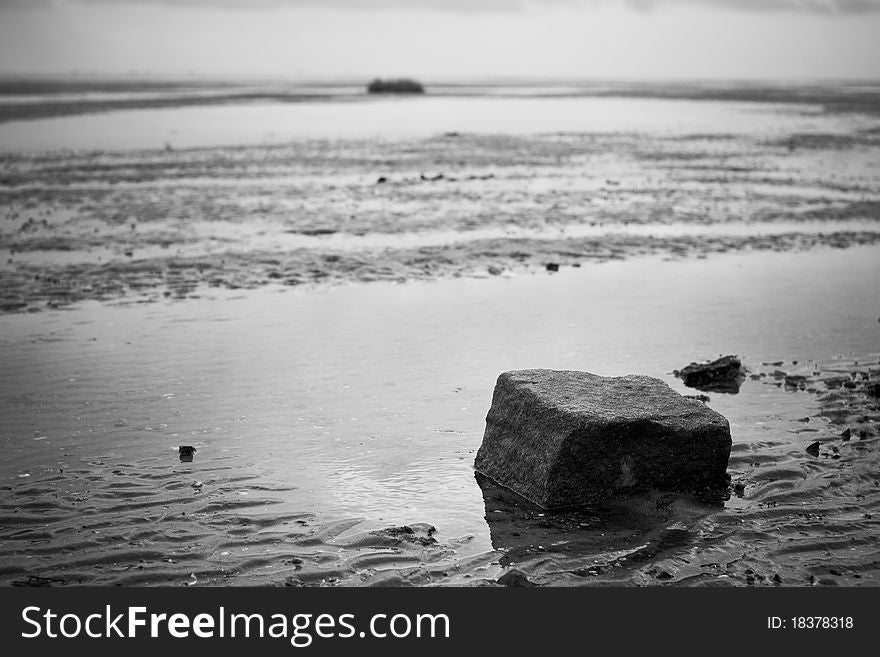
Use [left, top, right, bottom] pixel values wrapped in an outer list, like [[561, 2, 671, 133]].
[[0, 82, 878, 586]]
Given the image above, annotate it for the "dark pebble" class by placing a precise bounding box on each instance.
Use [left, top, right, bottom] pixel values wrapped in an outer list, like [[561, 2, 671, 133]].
[[497, 569, 536, 587], [178, 445, 196, 462]]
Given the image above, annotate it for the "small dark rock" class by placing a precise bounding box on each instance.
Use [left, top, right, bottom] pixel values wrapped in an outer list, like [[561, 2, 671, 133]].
[[785, 375, 808, 389], [840, 428, 851, 441], [545, 263, 560, 272], [179, 445, 196, 462], [376, 176, 387, 184], [382, 524, 437, 547], [292, 228, 337, 237], [805, 441, 821, 457], [772, 573, 783, 585], [675, 355, 745, 394], [497, 569, 536, 587]]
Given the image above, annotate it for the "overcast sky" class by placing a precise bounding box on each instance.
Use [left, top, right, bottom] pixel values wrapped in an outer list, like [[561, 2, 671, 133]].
[[1, 0, 879, 80]]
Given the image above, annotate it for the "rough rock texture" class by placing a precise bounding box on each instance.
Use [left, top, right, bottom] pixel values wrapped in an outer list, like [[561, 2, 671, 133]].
[[675, 355, 745, 393], [474, 370, 732, 509]]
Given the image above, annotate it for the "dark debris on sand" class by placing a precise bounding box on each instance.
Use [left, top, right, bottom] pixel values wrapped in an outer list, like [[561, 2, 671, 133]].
[[752, 358, 880, 455], [12, 575, 67, 587], [675, 355, 746, 394]]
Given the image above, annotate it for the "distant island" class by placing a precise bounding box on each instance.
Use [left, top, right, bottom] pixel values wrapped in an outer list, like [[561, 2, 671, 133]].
[[367, 78, 425, 94]]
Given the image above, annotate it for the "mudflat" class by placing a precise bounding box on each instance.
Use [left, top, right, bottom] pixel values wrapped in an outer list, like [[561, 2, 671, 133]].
[[0, 86, 878, 586]]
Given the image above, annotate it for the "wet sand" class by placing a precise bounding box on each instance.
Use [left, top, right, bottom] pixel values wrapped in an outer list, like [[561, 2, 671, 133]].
[[0, 247, 878, 587], [2, 124, 879, 312], [1, 88, 879, 587]]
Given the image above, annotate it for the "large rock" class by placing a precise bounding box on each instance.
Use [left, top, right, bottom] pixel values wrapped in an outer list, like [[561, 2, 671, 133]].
[[474, 370, 732, 508]]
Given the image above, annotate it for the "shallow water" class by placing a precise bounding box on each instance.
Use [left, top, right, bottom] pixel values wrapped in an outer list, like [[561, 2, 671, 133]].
[[0, 95, 873, 153], [1, 246, 878, 585]]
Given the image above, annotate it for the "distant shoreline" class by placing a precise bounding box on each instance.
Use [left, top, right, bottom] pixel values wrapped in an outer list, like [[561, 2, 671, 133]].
[[1, 78, 879, 124]]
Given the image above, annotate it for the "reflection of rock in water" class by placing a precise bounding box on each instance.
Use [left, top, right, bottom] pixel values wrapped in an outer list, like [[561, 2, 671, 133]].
[[476, 472, 722, 585]]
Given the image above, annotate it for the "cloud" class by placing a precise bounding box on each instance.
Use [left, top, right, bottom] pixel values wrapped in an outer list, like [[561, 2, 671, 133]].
[[2, 0, 880, 13]]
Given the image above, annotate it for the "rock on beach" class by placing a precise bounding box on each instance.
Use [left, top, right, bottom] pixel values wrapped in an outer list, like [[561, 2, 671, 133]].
[[675, 355, 745, 393], [474, 370, 732, 509]]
